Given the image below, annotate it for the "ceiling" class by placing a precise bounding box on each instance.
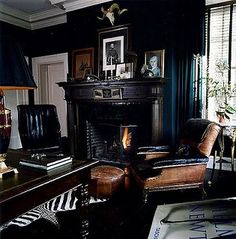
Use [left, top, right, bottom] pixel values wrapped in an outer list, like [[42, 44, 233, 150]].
[[0, 0, 112, 30], [0, 0, 230, 30], [0, 0, 55, 14]]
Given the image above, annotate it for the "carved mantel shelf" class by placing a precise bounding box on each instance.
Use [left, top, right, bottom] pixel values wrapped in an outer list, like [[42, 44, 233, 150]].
[[58, 78, 165, 103]]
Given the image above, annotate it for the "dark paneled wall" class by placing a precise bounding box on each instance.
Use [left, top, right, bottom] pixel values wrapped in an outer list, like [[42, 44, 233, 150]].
[[0, 0, 205, 145]]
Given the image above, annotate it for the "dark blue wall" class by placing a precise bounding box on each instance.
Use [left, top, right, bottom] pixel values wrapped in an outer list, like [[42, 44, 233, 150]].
[[0, 0, 205, 145]]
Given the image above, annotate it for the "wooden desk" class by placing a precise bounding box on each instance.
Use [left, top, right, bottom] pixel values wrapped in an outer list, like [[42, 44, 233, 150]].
[[0, 151, 98, 238]]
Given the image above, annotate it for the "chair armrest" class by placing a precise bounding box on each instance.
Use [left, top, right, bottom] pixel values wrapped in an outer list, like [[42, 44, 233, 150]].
[[137, 145, 171, 160], [150, 155, 209, 169], [131, 154, 208, 180]]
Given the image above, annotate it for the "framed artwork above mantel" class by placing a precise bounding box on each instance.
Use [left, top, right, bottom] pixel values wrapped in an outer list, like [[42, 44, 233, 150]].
[[97, 24, 130, 78], [72, 47, 94, 79]]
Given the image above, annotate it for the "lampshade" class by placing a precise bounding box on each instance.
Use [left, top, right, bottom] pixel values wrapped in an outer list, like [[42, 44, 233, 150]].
[[0, 35, 37, 90], [0, 34, 37, 178]]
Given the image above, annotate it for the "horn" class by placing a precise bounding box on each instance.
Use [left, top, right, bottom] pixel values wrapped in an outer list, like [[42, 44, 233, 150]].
[[109, 3, 120, 12]]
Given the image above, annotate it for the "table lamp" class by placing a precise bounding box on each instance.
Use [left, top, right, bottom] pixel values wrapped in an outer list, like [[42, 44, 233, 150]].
[[0, 35, 37, 178]]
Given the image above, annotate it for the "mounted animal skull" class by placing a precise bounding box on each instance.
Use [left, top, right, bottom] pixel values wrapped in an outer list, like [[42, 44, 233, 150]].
[[97, 3, 128, 26]]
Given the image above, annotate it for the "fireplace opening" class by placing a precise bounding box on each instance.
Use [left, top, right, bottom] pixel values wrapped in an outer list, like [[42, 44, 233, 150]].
[[78, 102, 154, 164], [86, 123, 138, 164]]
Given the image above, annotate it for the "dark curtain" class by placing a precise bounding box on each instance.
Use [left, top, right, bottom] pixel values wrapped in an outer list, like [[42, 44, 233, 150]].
[[173, 0, 205, 138]]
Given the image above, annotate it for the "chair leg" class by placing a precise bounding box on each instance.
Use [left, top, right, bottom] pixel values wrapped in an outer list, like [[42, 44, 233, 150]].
[[143, 188, 149, 204], [219, 150, 223, 171], [208, 150, 217, 186], [231, 142, 235, 172], [200, 185, 207, 199]]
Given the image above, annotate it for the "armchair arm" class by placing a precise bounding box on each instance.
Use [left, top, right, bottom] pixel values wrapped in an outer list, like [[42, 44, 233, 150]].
[[150, 155, 208, 169]]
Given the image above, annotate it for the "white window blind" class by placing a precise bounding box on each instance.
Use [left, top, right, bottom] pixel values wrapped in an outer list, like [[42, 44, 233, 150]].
[[203, 4, 236, 124]]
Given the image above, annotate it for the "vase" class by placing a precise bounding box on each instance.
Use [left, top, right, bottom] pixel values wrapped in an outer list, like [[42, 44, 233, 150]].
[[0, 107, 11, 161]]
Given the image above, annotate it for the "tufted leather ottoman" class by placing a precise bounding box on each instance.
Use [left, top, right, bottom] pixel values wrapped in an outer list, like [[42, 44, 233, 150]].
[[89, 165, 125, 199]]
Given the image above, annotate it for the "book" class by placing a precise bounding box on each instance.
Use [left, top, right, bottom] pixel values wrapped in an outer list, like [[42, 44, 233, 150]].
[[147, 197, 236, 239], [19, 155, 73, 171]]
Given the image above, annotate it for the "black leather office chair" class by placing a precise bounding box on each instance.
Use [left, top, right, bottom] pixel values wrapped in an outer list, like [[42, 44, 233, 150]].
[[17, 104, 62, 154]]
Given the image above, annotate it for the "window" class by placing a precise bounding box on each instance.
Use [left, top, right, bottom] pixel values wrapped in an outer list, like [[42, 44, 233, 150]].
[[203, 3, 236, 124]]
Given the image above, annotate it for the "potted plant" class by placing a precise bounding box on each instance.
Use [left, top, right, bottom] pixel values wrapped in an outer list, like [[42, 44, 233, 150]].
[[208, 59, 236, 123]]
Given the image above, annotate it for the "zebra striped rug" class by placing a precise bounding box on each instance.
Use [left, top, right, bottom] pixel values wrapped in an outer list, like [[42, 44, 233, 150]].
[[0, 190, 77, 231], [0, 190, 107, 231]]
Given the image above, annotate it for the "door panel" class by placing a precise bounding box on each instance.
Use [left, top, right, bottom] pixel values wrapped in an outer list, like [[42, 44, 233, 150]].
[[32, 53, 68, 137], [48, 63, 67, 137]]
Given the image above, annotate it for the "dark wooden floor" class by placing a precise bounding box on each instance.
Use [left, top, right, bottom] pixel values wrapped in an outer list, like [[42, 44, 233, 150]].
[[87, 167, 236, 239], [2, 167, 236, 239]]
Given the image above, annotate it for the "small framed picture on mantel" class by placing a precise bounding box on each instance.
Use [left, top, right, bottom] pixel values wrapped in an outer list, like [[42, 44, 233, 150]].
[[141, 49, 165, 78], [116, 63, 133, 79], [72, 47, 94, 79]]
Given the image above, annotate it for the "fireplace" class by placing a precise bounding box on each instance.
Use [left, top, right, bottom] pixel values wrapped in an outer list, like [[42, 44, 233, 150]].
[[58, 78, 165, 163], [86, 122, 138, 165]]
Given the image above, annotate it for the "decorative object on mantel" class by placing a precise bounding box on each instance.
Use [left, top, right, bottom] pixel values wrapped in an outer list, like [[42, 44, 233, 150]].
[[125, 51, 138, 75], [116, 63, 133, 79], [141, 49, 165, 78], [98, 24, 129, 80], [207, 59, 236, 123], [72, 47, 94, 80], [97, 3, 128, 26]]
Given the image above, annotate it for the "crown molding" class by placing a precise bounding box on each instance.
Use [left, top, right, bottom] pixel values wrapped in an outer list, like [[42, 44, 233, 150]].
[[0, 2, 66, 30], [0, 3, 31, 29], [29, 8, 67, 30], [0, 0, 113, 30], [63, 0, 112, 12], [30, 14, 67, 30]]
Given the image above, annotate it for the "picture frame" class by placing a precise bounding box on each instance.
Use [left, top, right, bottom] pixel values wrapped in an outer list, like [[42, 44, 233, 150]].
[[116, 63, 133, 79], [98, 25, 129, 78], [72, 47, 94, 79], [144, 49, 165, 78], [82, 67, 93, 79]]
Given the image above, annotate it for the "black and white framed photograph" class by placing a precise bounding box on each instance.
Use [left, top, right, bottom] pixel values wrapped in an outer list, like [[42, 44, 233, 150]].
[[116, 63, 133, 79], [98, 25, 129, 77], [143, 49, 165, 78]]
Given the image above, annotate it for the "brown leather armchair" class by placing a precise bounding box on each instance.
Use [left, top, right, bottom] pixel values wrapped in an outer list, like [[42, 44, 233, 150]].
[[130, 118, 222, 203]]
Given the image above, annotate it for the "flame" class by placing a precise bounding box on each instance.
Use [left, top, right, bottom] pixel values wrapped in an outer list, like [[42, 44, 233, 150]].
[[122, 127, 132, 149]]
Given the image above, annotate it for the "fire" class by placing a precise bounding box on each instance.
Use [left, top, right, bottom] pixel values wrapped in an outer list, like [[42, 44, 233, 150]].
[[122, 127, 132, 150]]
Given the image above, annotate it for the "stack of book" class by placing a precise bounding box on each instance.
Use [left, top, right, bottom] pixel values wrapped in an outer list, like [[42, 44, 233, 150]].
[[19, 154, 72, 171]]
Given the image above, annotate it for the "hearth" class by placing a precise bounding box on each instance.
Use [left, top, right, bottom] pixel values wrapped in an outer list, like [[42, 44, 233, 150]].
[[87, 122, 138, 165], [58, 78, 165, 163]]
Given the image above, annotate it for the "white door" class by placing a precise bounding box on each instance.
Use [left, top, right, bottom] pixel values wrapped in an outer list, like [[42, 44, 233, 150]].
[[32, 53, 68, 137], [48, 63, 67, 137]]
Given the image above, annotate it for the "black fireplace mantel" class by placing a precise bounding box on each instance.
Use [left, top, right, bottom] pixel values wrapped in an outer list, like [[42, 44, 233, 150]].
[[58, 78, 165, 159], [58, 78, 165, 102]]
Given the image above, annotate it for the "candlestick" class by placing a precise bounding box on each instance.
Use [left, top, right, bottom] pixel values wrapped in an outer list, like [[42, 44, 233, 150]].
[[105, 70, 107, 81], [110, 57, 113, 80]]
